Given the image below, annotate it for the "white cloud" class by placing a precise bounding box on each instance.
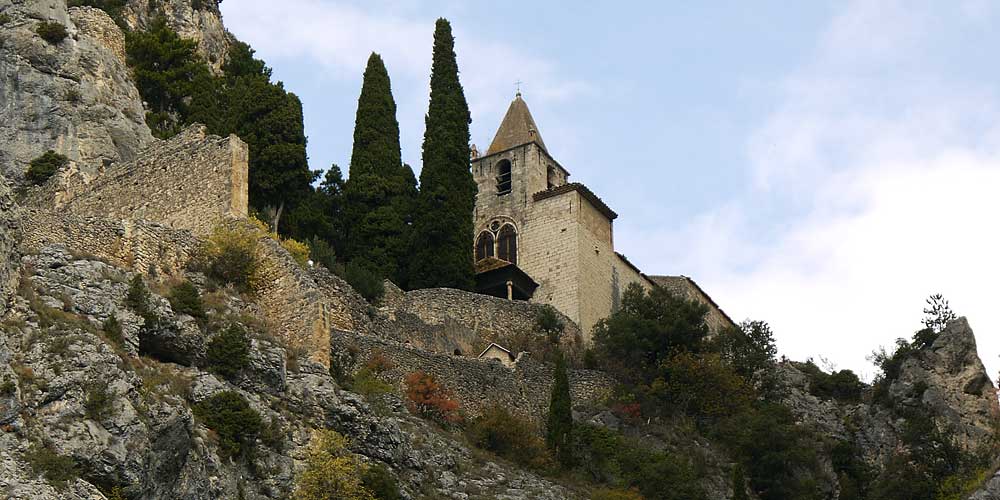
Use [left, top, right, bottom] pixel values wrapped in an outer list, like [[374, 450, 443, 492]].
[[621, 0, 1000, 381]]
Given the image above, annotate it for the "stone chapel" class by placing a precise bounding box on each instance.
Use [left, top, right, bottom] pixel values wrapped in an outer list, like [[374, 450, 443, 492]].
[[471, 92, 735, 340]]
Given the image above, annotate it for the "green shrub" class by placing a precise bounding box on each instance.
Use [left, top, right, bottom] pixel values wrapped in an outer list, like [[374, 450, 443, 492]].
[[26, 150, 68, 185], [799, 361, 865, 402], [0, 13, 11, 25], [281, 237, 310, 267], [102, 314, 124, 347], [0, 377, 15, 396], [193, 391, 261, 458], [84, 384, 114, 421], [125, 274, 151, 314], [168, 280, 205, 320], [293, 429, 376, 500], [467, 405, 552, 471], [590, 488, 644, 500], [343, 260, 384, 303], [308, 237, 337, 271], [546, 352, 573, 467], [205, 324, 251, 380], [260, 416, 286, 451], [572, 424, 704, 500], [535, 305, 564, 344], [36, 21, 68, 44], [26, 443, 78, 489], [361, 463, 402, 500], [195, 225, 261, 293]]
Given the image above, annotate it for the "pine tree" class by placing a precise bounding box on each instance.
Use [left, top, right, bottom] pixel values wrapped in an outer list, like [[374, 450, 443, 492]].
[[343, 53, 415, 285], [546, 352, 573, 467], [408, 18, 476, 290]]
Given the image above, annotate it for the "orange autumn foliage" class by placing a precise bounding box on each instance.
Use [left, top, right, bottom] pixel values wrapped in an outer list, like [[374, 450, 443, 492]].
[[404, 371, 461, 425]]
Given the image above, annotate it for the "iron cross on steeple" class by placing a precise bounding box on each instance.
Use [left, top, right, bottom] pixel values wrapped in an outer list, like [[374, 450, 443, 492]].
[[515, 80, 523, 97]]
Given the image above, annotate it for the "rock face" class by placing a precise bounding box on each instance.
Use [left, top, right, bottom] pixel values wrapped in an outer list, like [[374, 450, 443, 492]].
[[0, 244, 578, 499], [889, 317, 1000, 450], [0, 1, 153, 183], [122, 0, 232, 73], [0, 175, 19, 317]]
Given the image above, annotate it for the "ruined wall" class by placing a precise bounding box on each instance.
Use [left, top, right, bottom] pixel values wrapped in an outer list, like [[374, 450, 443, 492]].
[[378, 285, 583, 359], [29, 125, 248, 237], [19, 210, 197, 276], [331, 330, 614, 422], [254, 234, 373, 367]]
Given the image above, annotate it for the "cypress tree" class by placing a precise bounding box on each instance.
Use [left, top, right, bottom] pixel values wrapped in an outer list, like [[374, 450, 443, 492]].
[[546, 352, 573, 467], [408, 18, 476, 290], [343, 53, 414, 285]]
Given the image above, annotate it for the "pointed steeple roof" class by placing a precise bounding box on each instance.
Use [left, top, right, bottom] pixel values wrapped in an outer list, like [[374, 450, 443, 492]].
[[486, 92, 547, 155]]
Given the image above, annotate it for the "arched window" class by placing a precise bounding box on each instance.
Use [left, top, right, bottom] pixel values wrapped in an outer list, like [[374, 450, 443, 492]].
[[497, 225, 517, 264], [475, 231, 495, 261], [496, 159, 512, 195]]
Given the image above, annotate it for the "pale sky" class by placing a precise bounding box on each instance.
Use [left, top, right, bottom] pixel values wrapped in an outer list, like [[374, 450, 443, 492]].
[[221, 0, 1000, 382]]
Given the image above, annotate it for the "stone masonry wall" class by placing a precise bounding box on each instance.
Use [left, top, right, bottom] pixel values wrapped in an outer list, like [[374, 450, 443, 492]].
[[254, 234, 374, 367], [378, 285, 583, 360], [28, 124, 248, 237], [19, 210, 197, 276], [331, 330, 614, 423]]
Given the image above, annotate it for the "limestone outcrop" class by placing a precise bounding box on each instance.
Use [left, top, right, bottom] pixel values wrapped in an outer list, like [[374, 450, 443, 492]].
[[889, 317, 1000, 450], [0, 174, 19, 317], [121, 0, 232, 73], [0, 245, 577, 499], [0, 1, 153, 183]]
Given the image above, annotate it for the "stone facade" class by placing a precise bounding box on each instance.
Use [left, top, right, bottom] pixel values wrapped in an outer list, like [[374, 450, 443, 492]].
[[331, 330, 615, 422], [28, 125, 248, 237], [472, 95, 728, 340]]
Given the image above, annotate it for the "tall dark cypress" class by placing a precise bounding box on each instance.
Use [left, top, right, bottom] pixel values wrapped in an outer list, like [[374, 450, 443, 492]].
[[546, 352, 573, 467], [343, 53, 414, 284], [408, 18, 476, 290]]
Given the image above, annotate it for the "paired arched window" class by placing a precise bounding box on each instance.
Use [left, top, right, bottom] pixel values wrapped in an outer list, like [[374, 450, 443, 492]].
[[475, 231, 495, 261], [475, 224, 518, 265], [496, 159, 512, 195], [497, 225, 517, 264]]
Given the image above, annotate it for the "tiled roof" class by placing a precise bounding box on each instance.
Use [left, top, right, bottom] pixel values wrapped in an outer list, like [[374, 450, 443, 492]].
[[486, 93, 547, 155], [532, 183, 618, 221]]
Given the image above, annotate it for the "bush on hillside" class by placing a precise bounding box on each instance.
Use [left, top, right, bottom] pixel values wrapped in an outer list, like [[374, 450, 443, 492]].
[[404, 371, 460, 425], [343, 260, 384, 303], [168, 280, 206, 320], [360, 463, 402, 500], [467, 405, 552, 471], [292, 429, 376, 500], [798, 361, 865, 403], [572, 423, 705, 500], [26, 150, 69, 185], [192, 391, 261, 458], [36, 21, 68, 44], [194, 225, 261, 293], [281, 237, 310, 267], [26, 443, 78, 489], [205, 324, 251, 380]]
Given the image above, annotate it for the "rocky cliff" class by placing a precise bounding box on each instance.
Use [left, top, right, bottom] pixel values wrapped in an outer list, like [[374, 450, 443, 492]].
[[0, 1, 153, 182]]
